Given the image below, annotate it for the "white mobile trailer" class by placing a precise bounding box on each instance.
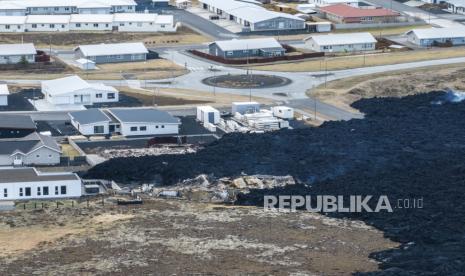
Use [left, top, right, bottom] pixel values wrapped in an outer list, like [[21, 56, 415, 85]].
[[196, 106, 220, 124], [272, 106, 294, 119]]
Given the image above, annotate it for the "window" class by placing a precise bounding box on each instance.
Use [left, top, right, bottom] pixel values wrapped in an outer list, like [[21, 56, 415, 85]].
[[54, 7, 59, 11], [96, 93, 103, 98], [43, 186, 49, 196], [155, 125, 159, 128], [25, 187, 31, 196], [161, 125, 165, 128], [107, 93, 115, 99], [60, 186, 67, 195], [3, 188, 7, 198], [19, 188, 23, 197], [65, 7, 70, 11], [50, 24, 55, 28], [49, 154, 52, 158], [93, 23, 98, 27], [32, 24, 37, 28], [5, 25, 10, 29], [55, 186, 59, 195], [139, 126, 147, 131], [94, 125, 105, 134], [37, 187, 41, 196], [130, 126, 137, 132], [119, 23, 125, 26]]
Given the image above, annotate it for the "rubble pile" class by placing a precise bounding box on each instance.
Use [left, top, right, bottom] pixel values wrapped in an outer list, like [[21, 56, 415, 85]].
[[86, 91, 465, 274], [153, 174, 296, 202], [99, 145, 199, 159]]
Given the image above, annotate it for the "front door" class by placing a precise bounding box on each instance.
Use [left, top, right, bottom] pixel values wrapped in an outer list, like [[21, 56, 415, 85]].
[[13, 155, 23, 166]]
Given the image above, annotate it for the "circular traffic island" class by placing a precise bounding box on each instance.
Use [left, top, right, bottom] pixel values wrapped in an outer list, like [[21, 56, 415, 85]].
[[202, 74, 291, 89]]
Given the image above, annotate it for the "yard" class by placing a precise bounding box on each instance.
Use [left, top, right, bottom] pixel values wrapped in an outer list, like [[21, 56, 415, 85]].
[[0, 27, 209, 49], [251, 47, 465, 72]]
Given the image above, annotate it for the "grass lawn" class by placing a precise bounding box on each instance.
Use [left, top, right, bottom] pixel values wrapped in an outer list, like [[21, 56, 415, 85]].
[[61, 144, 81, 158], [251, 47, 465, 72]]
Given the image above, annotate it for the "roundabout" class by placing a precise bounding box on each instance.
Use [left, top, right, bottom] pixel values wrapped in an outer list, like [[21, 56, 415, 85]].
[[202, 74, 292, 89]]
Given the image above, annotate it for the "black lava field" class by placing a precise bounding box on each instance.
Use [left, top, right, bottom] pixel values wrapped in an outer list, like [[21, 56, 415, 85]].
[[86, 91, 465, 275]]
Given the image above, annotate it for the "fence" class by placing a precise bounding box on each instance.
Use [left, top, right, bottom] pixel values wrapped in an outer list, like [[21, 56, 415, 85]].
[[189, 49, 324, 65], [0, 60, 65, 71], [333, 21, 425, 30]]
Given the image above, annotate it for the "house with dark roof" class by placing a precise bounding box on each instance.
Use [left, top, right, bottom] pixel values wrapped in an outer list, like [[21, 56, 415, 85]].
[[0, 114, 37, 138], [0, 167, 82, 201], [0, 132, 61, 166], [208, 38, 285, 59], [69, 108, 181, 136]]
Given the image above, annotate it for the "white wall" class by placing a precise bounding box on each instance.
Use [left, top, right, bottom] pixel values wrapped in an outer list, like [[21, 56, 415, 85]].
[[0, 179, 82, 201], [0, 95, 7, 106], [70, 22, 112, 31], [0, 10, 26, 16], [71, 119, 110, 136], [45, 88, 118, 105], [0, 147, 60, 166], [0, 24, 25, 32], [120, 122, 179, 136], [77, 8, 112, 14], [91, 89, 119, 104], [28, 6, 75, 15], [305, 39, 375, 52], [26, 22, 70, 32], [0, 54, 35, 64]]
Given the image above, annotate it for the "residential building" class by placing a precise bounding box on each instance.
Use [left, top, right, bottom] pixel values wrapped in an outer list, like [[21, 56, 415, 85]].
[[199, 0, 305, 31], [112, 13, 177, 32], [0, 132, 61, 166], [74, 42, 148, 63], [0, 15, 26, 32], [107, 108, 181, 137], [69, 14, 113, 31], [406, 27, 465, 47], [0, 167, 82, 201], [153, 0, 170, 7], [208, 38, 285, 59], [0, 114, 37, 138], [304, 32, 377, 52], [69, 108, 112, 136], [319, 4, 400, 23], [25, 15, 70, 31], [447, 0, 465, 15], [175, 0, 192, 9], [42, 75, 119, 105], [309, 0, 359, 7], [0, 85, 9, 106], [0, 43, 36, 64], [0, 0, 136, 16]]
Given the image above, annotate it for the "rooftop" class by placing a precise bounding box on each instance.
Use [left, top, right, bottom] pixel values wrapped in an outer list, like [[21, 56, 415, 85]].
[[0, 132, 61, 155], [319, 4, 399, 17], [26, 15, 71, 24], [305, 32, 377, 45], [0, 167, 79, 184], [0, 16, 27, 24], [212, 37, 284, 51], [76, 42, 148, 57], [406, 27, 465, 39], [0, 43, 36, 56], [42, 75, 90, 96], [70, 14, 113, 23], [108, 108, 180, 124], [69, 109, 111, 125], [0, 114, 36, 130], [0, 0, 136, 10]]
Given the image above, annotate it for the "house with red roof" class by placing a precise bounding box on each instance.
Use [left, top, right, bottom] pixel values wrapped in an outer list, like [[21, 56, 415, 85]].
[[319, 4, 400, 24]]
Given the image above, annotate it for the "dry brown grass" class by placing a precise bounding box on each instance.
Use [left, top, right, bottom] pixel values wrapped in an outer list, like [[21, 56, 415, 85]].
[[252, 47, 465, 72]]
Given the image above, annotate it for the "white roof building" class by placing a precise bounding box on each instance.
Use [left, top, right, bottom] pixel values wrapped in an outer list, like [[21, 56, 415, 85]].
[[0, 84, 9, 106], [0, 43, 36, 56], [304, 32, 377, 52], [213, 37, 283, 51], [0, 15, 26, 24], [406, 27, 465, 46], [76, 42, 148, 57], [70, 14, 113, 23], [26, 15, 70, 24], [0, 0, 136, 12]]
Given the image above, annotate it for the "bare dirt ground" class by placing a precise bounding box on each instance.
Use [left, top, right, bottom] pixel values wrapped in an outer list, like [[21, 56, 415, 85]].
[[0, 27, 208, 49], [308, 63, 465, 113], [0, 199, 397, 275]]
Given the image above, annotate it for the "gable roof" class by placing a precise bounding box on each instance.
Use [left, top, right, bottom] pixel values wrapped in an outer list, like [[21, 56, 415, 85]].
[[0, 167, 79, 184], [319, 4, 399, 18], [108, 108, 180, 124], [406, 27, 465, 39], [305, 32, 377, 45], [75, 42, 148, 57], [42, 75, 91, 96], [0, 132, 61, 156], [0, 43, 36, 56], [69, 108, 111, 125], [0, 0, 136, 10], [212, 37, 284, 51], [0, 114, 36, 130]]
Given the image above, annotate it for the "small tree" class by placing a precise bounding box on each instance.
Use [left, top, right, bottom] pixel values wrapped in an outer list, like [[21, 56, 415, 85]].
[[18, 55, 29, 67]]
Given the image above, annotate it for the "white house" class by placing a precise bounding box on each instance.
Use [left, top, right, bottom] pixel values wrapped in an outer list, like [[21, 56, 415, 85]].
[[74, 42, 148, 63], [42, 75, 119, 105], [406, 27, 465, 47], [304, 32, 376, 52], [0, 15, 26, 32], [447, 0, 465, 15], [69, 108, 112, 136], [0, 167, 82, 201], [25, 15, 70, 32], [0, 43, 36, 64], [69, 14, 113, 31], [0, 132, 61, 166], [0, 84, 9, 106], [112, 13, 177, 32], [107, 108, 181, 137]]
